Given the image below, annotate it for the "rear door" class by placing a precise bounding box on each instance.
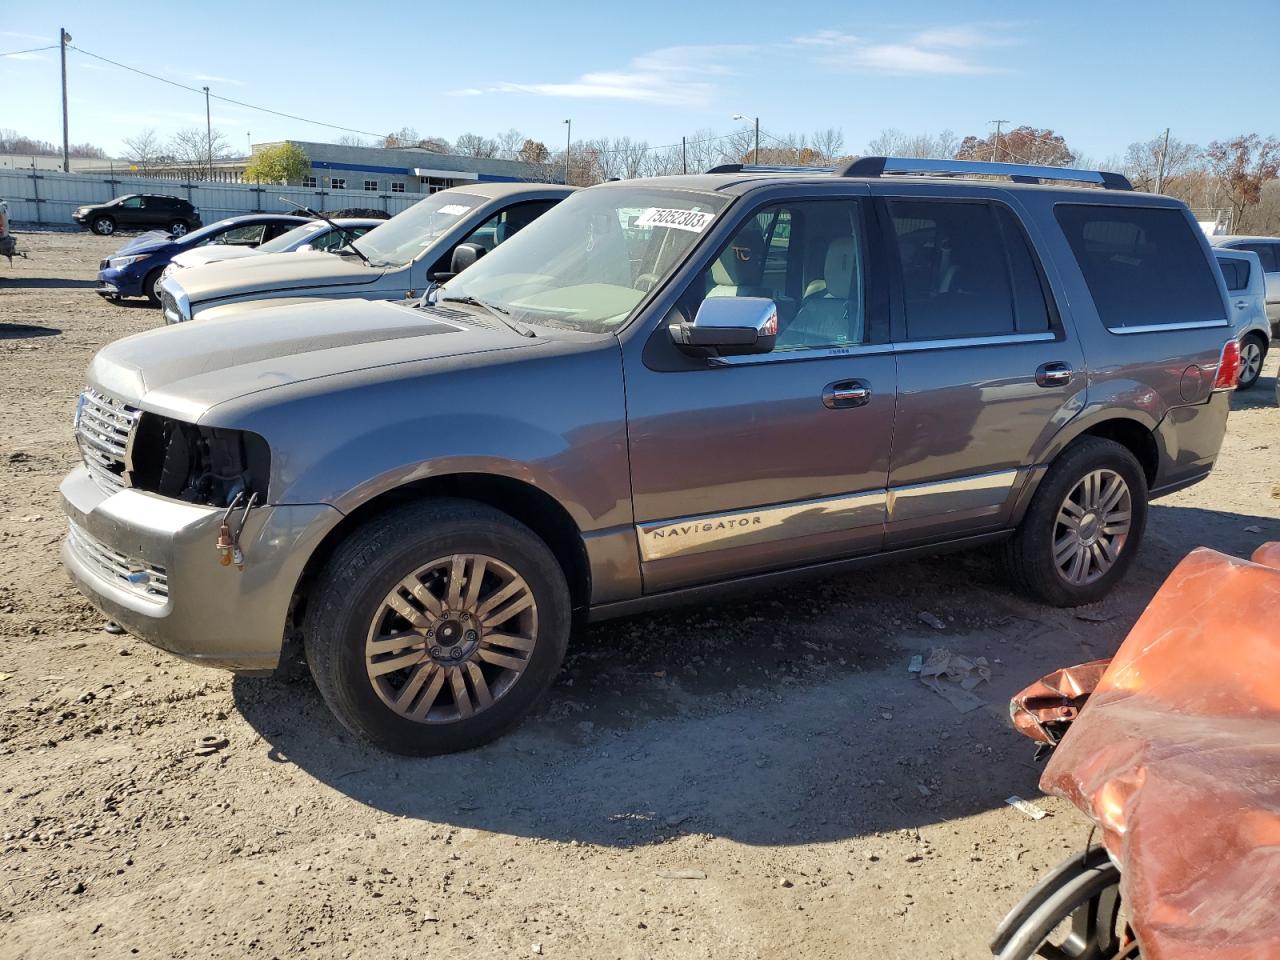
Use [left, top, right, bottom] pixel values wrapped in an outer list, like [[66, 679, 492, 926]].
[[1216, 250, 1267, 336], [1231, 241, 1280, 324], [874, 189, 1086, 547]]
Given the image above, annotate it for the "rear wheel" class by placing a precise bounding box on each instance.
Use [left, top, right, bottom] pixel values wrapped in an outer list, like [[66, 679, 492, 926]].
[[167, 219, 190, 237], [1003, 437, 1148, 607], [1237, 333, 1266, 391], [91, 216, 115, 236], [304, 499, 571, 756]]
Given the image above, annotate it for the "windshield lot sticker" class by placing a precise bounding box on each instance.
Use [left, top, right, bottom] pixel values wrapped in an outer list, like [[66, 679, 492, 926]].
[[636, 208, 715, 233], [437, 204, 471, 216]]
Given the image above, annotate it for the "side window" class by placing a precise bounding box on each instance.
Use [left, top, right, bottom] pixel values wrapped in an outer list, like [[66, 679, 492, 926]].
[[121, 197, 144, 209], [1055, 205, 1225, 330], [262, 223, 295, 242], [886, 200, 1032, 340], [1237, 243, 1279, 272], [681, 199, 868, 351], [312, 226, 360, 251], [1217, 257, 1250, 291], [212, 224, 267, 246]]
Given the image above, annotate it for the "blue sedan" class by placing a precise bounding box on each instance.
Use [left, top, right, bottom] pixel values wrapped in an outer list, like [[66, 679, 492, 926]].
[[96, 213, 309, 303]]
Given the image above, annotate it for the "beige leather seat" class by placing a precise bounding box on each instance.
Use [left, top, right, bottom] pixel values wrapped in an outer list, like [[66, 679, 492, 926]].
[[705, 220, 768, 298], [778, 236, 861, 347]]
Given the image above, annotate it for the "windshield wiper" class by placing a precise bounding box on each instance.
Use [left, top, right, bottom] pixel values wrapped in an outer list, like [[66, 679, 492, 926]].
[[278, 196, 372, 267], [441, 295, 535, 338]]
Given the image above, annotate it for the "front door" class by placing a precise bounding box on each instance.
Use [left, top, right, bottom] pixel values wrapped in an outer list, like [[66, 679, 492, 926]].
[[874, 192, 1086, 546], [623, 193, 897, 593]]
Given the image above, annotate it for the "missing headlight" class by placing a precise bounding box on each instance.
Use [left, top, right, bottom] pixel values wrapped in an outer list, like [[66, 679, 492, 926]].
[[129, 415, 270, 508]]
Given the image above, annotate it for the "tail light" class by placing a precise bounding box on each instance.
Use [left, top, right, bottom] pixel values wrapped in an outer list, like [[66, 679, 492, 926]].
[[1213, 339, 1239, 391]]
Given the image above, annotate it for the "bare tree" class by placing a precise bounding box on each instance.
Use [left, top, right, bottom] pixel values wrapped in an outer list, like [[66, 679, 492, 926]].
[[121, 128, 165, 173], [168, 127, 232, 178], [454, 133, 499, 158], [334, 134, 374, 148], [495, 128, 524, 160], [864, 128, 958, 159], [1124, 134, 1201, 192], [810, 127, 845, 164]]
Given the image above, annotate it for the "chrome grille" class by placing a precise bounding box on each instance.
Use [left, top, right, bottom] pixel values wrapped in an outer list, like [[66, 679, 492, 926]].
[[66, 520, 169, 602], [76, 388, 141, 495]]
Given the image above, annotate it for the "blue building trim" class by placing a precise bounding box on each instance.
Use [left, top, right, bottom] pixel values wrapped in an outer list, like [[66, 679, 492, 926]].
[[311, 160, 413, 176]]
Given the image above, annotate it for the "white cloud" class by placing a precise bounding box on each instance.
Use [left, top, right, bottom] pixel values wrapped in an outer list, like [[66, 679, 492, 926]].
[[790, 24, 1017, 75], [451, 44, 752, 106], [1, 31, 54, 43], [191, 72, 244, 87]]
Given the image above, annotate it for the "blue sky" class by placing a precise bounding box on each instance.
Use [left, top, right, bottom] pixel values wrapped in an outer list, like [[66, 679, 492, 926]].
[[2, 0, 1277, 162]]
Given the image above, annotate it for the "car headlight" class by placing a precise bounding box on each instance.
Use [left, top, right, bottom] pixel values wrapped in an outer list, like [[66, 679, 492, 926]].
[[107, 254, 147, 270]]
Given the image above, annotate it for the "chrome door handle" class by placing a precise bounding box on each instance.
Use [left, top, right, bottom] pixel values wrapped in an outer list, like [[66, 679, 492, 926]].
[[823, 380, 870, 409], [1035, 362, 1073, 388]]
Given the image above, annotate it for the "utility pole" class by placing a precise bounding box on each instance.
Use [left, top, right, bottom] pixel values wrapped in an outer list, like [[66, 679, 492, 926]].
[[563, 119, 571, 185], [59, 28, 71, 173], [1155, 127, 1171, 194], [203, 85, 212, 180], [732, 115, 760, 164], [682, 136, 687, 174], [990, 120, 1008, 162]]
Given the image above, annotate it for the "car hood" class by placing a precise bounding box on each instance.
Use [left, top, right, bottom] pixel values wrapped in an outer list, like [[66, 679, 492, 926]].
[[171, 249, 385, 303], [170, 245, 260, 269], [86, 298, 535, 422], [112, 232, 175, 256]]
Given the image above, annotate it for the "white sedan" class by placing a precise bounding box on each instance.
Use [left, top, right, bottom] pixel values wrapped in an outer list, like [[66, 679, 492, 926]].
[[167, 217, 384, 270]]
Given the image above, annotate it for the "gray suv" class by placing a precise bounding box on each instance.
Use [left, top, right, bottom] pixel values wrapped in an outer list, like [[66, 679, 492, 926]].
[[61, 158, 1237, 755]]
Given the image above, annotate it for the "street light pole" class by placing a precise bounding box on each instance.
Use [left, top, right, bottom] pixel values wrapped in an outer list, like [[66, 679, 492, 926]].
[[204, 85, 212, 180], [563, 119, 571, 185], [59, 28, 71, 173]]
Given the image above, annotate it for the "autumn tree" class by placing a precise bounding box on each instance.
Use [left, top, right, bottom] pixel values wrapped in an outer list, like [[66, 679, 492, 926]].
[[243, 142, 310, 184], [1205, 134, 1280, 231], [518, 139, 549, 165], [955, 126, 1075, 166]]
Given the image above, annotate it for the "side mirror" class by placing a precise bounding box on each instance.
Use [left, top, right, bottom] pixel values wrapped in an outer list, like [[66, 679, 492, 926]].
[[669, 296, 778, 357], [432, 242, 485, 282]]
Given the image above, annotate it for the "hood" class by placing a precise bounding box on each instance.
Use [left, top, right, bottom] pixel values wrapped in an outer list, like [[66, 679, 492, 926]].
[[169, 249, 385, 304], [170, 245, 260, 269], [112, 231, 175, 256], [87, 298, 535, 422]]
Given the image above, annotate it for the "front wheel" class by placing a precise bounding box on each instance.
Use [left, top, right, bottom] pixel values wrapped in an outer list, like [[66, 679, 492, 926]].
[[91, 216, 115, 236], [1237, 333, 1266, 391], [1002, 437, 1148, 607], [143, 268, 164, 304], [304, 498, 571, 756]]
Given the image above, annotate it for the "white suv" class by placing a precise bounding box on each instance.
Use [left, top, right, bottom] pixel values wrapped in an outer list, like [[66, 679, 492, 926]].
[[1214, 247, 1271, 389]]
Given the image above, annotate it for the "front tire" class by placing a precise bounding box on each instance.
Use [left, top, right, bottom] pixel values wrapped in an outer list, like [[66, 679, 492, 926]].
[[143, 268, 164, 304], [1237, 333, 1266, 391], [1002, 437, 1148, 607], [304, 499, 571, 756], [91, 216, 115, 236]]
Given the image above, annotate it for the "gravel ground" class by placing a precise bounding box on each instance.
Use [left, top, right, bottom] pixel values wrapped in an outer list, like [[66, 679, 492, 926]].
[[1, 230, 1278, 960]]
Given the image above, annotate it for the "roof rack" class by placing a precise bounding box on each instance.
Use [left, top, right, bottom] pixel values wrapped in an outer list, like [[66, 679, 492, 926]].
[[706, 163, 835, 175], [837, 156, 1132, 191]]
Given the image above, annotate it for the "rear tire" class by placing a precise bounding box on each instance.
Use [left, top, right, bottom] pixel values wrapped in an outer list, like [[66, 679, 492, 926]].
[[167, 220, 190, 237], [304, 498, 571, 756], [91, 216, 115, 236], [1002, 437, 1148, 607], [1237, 333, 1266, 391]]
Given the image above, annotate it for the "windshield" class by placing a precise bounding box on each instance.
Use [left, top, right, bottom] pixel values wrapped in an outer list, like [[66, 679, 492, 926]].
[[439, 187, 729, 333], [352, 192, 485, 268], [258, 220, 328, 254]]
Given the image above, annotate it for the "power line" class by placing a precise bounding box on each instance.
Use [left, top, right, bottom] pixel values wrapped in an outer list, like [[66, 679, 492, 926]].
[[0, 44, 58, 57], [67, 44, 388, 139]]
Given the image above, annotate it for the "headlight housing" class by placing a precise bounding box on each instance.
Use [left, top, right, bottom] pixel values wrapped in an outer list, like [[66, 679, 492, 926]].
[[107, 254, 147, 270], [129, 415, 270, 507]]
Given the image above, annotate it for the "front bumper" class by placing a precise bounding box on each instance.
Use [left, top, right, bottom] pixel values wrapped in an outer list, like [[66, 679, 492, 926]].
[[96, 265, 144, 298], [60, 465, 340, 672]]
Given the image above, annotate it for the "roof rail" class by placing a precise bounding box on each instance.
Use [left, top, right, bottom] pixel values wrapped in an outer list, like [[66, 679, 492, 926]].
[[706, 163, 835, 175], [837, 156, 1133, 191]]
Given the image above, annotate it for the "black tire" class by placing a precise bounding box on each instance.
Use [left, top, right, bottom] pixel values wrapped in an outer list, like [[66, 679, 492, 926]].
[[1236, 333, 1267, 391], [142, 268, 164, 304], [304, 498, 571, 756], [1002, 437, 1148, 607], [167, 219, 190, 237], [91, 216, 115, 236]]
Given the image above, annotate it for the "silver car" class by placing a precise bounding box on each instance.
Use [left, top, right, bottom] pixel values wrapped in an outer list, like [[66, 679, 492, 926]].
[[1214, 248, 1271, 389]]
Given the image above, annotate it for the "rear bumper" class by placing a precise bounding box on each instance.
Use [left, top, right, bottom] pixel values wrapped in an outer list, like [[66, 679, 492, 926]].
[[60, 465, 340, 672], [1151, 391, 1231, 495]]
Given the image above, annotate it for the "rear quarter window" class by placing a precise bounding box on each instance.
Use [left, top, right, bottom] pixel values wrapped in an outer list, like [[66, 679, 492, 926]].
[[1054, 205, 1224, 330], [1216, 257, 1251, 291]]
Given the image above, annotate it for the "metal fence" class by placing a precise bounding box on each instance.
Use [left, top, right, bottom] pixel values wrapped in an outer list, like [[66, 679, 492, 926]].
[[0, 169, 422, 228]]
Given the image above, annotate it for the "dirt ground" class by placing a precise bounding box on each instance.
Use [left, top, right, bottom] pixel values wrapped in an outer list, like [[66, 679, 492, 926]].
[[1, 230, 1277, 960]]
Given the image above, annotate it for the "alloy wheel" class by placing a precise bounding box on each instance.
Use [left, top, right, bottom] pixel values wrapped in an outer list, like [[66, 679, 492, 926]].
[[1239, 340, 1262, 386], [1053, 469, 1131, 586], [364, 554, 538, 723]]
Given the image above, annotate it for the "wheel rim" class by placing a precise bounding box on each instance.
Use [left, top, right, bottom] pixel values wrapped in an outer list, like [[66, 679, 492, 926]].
[[1240, 341, 1262, 383], [96, 219, 113, 235], [1054, 469, 1131, 586], [364, 554, 538, 724], [171, 222, 187, 236]]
